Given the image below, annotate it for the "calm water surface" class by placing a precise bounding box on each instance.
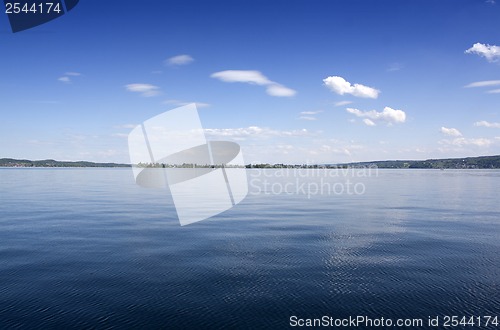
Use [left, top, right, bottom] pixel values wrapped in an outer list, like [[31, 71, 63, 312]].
[[0, 168, 499, 329]]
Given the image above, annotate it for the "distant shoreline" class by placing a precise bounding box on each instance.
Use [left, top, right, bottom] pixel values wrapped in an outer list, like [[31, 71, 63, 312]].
[[2, 155, 500, 169], [0, 158, 130, 168]]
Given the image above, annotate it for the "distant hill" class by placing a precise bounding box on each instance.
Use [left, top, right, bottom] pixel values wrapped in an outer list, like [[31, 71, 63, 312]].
[[337, 155, 500, 169], [0, 158, 131, 168], [247, 155, 500, 169]]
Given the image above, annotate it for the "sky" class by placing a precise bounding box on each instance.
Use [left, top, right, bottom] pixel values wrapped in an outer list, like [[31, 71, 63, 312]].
[[1, 0, 500, 164]]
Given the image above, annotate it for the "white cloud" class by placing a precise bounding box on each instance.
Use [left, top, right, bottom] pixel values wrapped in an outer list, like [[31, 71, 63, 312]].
[[442, 137, 493, 147], [165, 54, 194, 66], [441, 127, 462, 137], [58, 76, 71, 83], [465, 43, 500, 62], [211, 70, 271, 85], [323, 76, 380, 99], [125, 83, 160, 97], [474, 120, 500, 128], [363, 119, 376, 126], [464, 80, 500, 88], [464, 80, 500, 93], [298, 111, 322, 121], [210, 70, 296, 97], [299, 116, 317, 121], [346, 106, 406, 125], [204, 126, 310, 139], [300, 110, 322, 115], [239, 136, 366, 164], [58, 72, 81, 83], [266, 84, 297, 97], [334, 100, 353, 107]]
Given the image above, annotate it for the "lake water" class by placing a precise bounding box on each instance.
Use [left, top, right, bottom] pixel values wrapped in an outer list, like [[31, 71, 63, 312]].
[[0, 168, 499, 329]]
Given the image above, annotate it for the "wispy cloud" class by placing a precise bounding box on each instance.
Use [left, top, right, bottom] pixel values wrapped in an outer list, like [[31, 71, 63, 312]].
[[165, 54, 194, 66], [27, 139, 55, 146], [210, 70, 296, 97], [441, 127, 462, 137], [465, 43, 500, 62], [300, 110, 323, 115], [464, 80, 500, 88], [163, 99, 210, 108], [266, 84, 296, 97], [323, 76, 380, 99], [346, 107, 406, 125], [387, 62, 403, 72], [299, 116, 317, 121], [464, 80, 500, 93], [440, 137, 493, 147], [363, 119, 376, 126], [298, 110, 323, 121], [334, 100, 353, 107], [58, 76, 71, 83], [474, 120, 500, 128], [125, 83, 160, 97], [58, 72, 81, 83], [211, 70, 271, 84], [204, 126, 310, 139]]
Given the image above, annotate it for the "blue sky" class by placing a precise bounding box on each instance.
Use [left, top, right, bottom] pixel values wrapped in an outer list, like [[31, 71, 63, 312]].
[[1, 0, 500, 164]]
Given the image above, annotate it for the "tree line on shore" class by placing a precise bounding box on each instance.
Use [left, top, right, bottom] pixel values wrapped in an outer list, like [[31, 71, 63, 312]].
[[2, 155, 500, 169]]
